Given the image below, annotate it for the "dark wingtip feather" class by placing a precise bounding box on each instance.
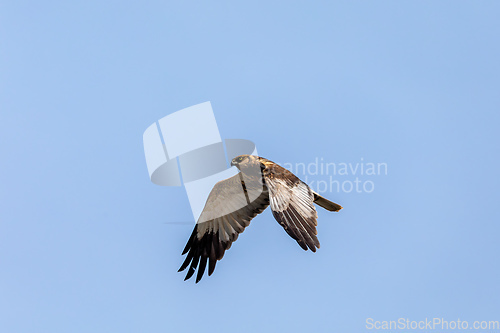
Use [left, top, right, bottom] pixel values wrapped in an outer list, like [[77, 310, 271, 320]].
[[208, 236, 217, 276], [299, 242, 308, 251], [178, 251, 193, 272], [196, 256, 207, 283], [182, 226, 198, 255], [208, 259, 216, 276], [184, 257, 198, 280], [184, 266, 195, 280]]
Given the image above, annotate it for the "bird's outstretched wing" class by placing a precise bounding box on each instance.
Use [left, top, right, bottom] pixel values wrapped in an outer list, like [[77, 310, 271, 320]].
[[179, 172, 269, 283], [263, 165, 321, 252]]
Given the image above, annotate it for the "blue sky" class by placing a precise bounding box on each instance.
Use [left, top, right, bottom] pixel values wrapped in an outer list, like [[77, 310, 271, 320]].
[[1, 1, 500, 332]]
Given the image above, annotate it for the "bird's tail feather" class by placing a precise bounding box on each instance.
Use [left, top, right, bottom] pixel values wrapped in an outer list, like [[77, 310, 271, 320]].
[[313, 193, 343, 212]]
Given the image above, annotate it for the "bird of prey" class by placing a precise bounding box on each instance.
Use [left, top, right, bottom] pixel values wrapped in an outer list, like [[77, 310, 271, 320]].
[[178, 155, 342, 283]]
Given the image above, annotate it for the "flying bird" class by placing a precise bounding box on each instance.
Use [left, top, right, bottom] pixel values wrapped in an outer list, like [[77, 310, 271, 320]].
[[178, 155, 342, 283]]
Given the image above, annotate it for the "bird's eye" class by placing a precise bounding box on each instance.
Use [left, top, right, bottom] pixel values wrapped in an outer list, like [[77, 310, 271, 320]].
[[237, 156, 244, 162]]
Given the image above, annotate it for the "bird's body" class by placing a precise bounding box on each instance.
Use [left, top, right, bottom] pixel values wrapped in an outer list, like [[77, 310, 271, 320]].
[[179, 155, 342, 282]]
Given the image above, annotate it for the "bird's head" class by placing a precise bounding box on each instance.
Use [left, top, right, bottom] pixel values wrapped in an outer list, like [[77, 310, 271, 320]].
[[230, 154, 250, 168], [230, 155, 263, 171]]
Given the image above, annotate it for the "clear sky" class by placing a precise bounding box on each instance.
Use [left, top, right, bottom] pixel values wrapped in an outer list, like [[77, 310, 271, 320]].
[[1, 1, 500, 332]]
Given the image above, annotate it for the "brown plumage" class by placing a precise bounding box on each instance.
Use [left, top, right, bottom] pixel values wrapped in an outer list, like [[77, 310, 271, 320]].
[[178, 155, 342, 283]]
